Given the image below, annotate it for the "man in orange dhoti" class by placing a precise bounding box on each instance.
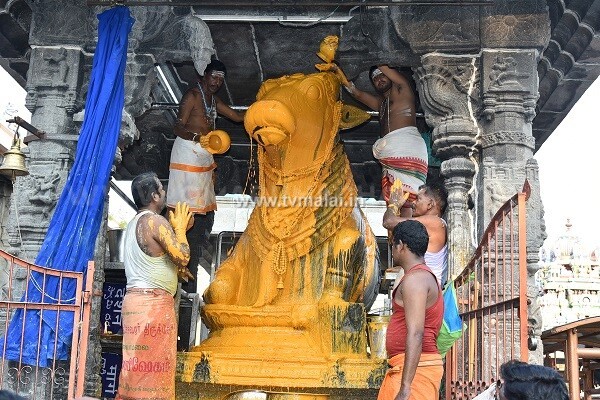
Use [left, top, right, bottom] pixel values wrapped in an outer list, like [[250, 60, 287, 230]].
[[116, 172, 193, 400], [378, 220, 444, 400]]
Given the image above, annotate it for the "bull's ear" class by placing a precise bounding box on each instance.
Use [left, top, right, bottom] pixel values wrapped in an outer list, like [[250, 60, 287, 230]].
[[339, 104, 371, 130]]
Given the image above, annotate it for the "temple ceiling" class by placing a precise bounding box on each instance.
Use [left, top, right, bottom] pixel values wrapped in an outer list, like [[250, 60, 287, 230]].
[[0, 0, 599, 195]]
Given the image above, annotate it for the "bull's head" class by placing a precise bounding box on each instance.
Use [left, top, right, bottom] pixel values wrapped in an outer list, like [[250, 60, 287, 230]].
[[244, 72, 343, 170]]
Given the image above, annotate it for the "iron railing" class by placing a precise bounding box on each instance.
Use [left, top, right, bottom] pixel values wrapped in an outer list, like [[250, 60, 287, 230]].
[[446, 181, 530, 399], [0, 250, 93, 399]]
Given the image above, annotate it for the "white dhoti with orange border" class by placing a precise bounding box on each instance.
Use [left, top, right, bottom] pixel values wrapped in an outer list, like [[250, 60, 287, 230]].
[[167, 136, 217, 214], [372, 126, 428, 204]]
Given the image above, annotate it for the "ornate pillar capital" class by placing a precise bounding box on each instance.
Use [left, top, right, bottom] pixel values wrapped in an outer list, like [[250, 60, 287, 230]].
[[480, 49, 539, 150], [25, 46, 86, 136], [415, 53, 481, 161]]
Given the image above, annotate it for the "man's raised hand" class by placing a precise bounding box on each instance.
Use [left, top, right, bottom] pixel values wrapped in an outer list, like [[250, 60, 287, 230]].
[[389, 179, 410, 208], [169, 202, 193, 237]]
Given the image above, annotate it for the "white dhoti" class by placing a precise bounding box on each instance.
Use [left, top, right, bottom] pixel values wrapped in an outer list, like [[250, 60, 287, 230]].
[[372, 126, 428, 203], [167, 137, 217, 214]]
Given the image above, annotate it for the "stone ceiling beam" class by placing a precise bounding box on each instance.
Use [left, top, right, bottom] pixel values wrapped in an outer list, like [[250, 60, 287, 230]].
[[87, 0, 494, 6], [533, 0, 600, 150]]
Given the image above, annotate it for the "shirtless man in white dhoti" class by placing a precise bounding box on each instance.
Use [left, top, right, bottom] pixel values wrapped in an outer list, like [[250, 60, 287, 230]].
[[167, 59, 244, 292], [341, 65, 428, 217]]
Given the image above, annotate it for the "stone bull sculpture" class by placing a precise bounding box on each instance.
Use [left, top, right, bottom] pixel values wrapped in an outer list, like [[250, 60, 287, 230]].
[[179, 54, 386, 391], [205, 72, 379, 309]]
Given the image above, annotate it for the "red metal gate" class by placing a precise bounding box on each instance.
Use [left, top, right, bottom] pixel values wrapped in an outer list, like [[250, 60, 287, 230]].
[[0, 249, 93, 399], [446, 182, 530, 399]]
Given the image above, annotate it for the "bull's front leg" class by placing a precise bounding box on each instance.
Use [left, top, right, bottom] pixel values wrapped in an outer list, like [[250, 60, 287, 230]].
[[203, 237, 248, 305]]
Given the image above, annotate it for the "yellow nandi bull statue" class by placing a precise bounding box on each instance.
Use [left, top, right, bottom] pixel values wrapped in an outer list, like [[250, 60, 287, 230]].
[[179, 37, 385, 394]]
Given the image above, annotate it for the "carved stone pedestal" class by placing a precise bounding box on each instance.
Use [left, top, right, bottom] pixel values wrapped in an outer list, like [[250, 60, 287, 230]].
[[177, 303, 386, 394]]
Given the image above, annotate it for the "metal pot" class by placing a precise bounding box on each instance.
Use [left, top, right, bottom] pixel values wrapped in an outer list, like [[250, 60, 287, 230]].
[[367, 314, 390, 360], [107, 229, 125, 262]]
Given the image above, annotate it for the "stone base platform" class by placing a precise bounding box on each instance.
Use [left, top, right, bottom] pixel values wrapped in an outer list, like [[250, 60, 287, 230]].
[[175, 382, 382, 400], [176, 302, 387, 398], [177, 349, 387, 388]]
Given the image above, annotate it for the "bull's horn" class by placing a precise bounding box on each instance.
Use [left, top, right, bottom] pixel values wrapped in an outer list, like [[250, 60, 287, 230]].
[[339, 104, 371, 130]]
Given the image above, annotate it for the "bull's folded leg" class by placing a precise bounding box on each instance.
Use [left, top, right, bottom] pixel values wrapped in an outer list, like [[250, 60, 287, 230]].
[[317, 301, 368, 355], [203, 259, 240, 305]]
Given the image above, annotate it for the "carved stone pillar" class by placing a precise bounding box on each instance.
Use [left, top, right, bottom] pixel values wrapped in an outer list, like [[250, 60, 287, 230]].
[[479, 49, 545, 363], [0, 181, 12, 249], [525, 158, 546, 364], [25, 47, 84, 136], [6, 46, 84, 262], [2, 44, 83, 398], [5, 45, 81, 335], [415, 54, 480, 278]]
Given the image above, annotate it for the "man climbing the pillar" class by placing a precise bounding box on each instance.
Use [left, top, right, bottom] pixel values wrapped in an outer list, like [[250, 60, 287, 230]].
[[383, 181, 449, 287], [334, 64, 428, 216], [167, 59, 245, 292]]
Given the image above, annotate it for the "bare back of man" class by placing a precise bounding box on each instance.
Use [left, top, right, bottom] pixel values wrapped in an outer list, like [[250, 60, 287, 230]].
[[396, 268, 440, 310]]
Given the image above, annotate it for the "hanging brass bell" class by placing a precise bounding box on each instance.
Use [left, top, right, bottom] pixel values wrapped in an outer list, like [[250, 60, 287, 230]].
[[0, 135, 29, 181]]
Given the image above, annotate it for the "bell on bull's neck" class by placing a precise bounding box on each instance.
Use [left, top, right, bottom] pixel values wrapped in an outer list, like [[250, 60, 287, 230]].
[[0, 132, 29, 181]]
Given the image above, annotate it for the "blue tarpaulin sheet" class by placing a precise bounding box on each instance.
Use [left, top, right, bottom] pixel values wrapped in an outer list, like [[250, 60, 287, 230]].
[[0, 7, 133, 367]]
